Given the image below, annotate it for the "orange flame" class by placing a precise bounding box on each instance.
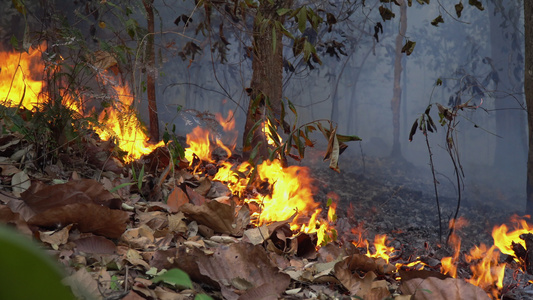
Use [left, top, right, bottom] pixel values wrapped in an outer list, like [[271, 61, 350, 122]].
[[492, 214, 533, 259], [367, 234, 395, 264], [0, 44, 45, 109], [92, 77, 164, 162], [465, 244, 505, 297]]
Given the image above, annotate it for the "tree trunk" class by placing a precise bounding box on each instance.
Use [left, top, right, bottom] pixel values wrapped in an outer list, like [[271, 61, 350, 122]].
[[490, 1, 526, 180], [143, 0, 159, 142], [524, 0, 533, 214], [390, 0, 406, 158], [242, 0, 291, 160]]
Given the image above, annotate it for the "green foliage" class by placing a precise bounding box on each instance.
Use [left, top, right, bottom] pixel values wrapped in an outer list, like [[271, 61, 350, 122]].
[[0, 225, 74, 300], [152, 268, 193, 289], [244, 94, 361, 172]]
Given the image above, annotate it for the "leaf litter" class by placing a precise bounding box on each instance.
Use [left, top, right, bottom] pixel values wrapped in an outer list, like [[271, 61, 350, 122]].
[[0, 121, 529, 300]]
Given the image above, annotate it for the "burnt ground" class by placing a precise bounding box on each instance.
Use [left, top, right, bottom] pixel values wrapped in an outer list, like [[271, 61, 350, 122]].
[[305, 154, 522, 259]]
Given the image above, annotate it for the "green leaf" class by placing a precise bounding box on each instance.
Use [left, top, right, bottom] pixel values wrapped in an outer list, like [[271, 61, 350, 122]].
[[336, 134, 362, 143], [10, 35, 19, 50], [431, 15, 444, 27], [436, 78, 443, 86], [244, 119, 263, 149], [327, 198, 333, 206], [276, 8, 291, 16], [303, 40, 314, 62], [138, 164, 145, 190], [298, 7, 307, 33], [401, 40, 416, 56], [0, 226, 74, 299], [12, 0, 26, 14], [455, 2, 464, 18], [109, 182, 135, 193], [272, 27, 277, 54], [152, 269, 193, 288], [408, 0, 412, 6], [195, 294, 214, 300]]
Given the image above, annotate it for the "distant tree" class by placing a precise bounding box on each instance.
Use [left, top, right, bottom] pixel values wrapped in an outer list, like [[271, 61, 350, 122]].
[[524, 0, 533, 214]]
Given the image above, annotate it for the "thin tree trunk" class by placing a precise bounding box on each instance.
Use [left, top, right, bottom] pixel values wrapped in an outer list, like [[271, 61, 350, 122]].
[[143, 0, 159, 142], [524, 0, 533, 214], [242, 0, 291, 160], [391, 0, 406, 158]]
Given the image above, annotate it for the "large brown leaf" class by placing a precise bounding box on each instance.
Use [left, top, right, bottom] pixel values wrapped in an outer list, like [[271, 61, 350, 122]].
[[399, 269, 490, 300], [196, 243, 290, 300], [28, 203, 128, 239], [22, 179, 121, 213], [180, 201, 246, 236]]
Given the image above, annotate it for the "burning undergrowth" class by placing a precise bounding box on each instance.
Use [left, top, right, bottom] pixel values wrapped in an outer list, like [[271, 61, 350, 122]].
[[1, 44, 533, 299]]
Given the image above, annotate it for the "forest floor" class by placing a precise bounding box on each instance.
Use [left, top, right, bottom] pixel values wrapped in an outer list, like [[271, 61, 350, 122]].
[[0, 125, 531, 300]]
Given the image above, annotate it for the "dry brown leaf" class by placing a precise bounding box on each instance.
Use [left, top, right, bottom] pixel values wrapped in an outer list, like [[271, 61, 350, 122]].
[[121, 224, 155, 249], [21, 179, 121, 213], [74, 235, 117, 254], [28, 203, 128, 239], [1, 164, 21, 176], [334, 254, 380, 297], [39, 224, 72, 248], [185, 184, 206, 206], [180, 201, 244, 236], [168, 211, 188, 233], [63, 268, 102, 300], [167, 187, 189, 212], [11, 170, 30, 196], [399, 270, 490, 300], [196, 243, 290, 300]]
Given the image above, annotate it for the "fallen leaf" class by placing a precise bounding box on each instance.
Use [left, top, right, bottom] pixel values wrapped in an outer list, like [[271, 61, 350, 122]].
[[399, 269, 490, 300], [39, 224, 73, 248], [180, 201, 244, 236], [185, 184, 206, 205], [63, 268, 102, 300], [74, 235, 117, 254], [28, 203, 128, 239], [22, 179, 122, 212], [196, 243, 291, 300], [167, 187, 189, 212], [11, 171, 31, 196]]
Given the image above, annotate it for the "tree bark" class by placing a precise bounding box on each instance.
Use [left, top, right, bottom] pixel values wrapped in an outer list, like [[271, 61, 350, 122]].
[[242, 0, 291, 160], [390, 0, 406, 158], [143, 0, 159, 142], [524, 0, 533, 214]]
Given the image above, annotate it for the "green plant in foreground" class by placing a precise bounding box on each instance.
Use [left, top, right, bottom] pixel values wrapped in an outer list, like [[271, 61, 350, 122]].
[[0, 225, 75, 300]]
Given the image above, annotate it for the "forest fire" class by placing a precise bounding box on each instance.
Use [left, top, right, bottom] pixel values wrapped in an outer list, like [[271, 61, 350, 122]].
[[4, 44, 533, 299], [0, 44, 162, 162]]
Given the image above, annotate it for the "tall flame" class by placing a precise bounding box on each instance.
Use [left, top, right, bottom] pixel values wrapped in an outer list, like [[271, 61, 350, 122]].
[[93, 77, 164, 162], [0, 44, 163, 162], [0, 44, 45, 109]]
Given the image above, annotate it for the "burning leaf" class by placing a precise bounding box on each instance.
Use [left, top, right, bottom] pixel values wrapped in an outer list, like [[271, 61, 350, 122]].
[[28, 203, 128, 239], [399, 269, 490, 300]]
